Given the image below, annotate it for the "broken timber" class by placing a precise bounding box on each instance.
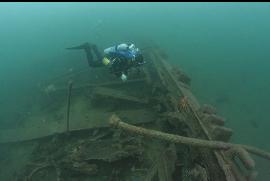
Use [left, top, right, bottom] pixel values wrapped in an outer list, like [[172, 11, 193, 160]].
[[1, 46, 269, 181], [145, 47, 264, 181], [52, 78, 147, 93], [92, 87, 148, 104]]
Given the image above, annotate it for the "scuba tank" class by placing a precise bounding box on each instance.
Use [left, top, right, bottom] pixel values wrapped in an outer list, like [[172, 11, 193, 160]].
[[104, 43, 137, 54]]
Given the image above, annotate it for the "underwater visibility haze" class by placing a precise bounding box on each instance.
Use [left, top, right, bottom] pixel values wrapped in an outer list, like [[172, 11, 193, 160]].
[[0, 2, 270, 181]]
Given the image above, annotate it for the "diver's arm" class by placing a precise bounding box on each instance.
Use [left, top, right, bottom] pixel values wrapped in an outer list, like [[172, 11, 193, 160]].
[[109, 60, 128, 82]]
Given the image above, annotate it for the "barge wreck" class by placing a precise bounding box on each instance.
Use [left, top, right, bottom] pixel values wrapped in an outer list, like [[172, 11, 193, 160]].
[[0, 46, 269, 181]]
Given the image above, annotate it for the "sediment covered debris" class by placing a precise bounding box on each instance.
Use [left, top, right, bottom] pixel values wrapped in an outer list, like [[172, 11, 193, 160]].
[[1, 47, 269, 181]]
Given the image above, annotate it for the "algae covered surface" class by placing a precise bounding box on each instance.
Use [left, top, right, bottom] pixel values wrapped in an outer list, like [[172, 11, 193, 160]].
[[0, 2, 270, 181]]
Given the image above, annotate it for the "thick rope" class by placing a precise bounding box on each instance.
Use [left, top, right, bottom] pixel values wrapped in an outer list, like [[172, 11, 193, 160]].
[[109, 114, 270, 161]]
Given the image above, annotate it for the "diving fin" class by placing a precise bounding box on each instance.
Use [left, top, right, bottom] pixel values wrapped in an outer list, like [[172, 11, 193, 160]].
[[66, 42, 91, 50]]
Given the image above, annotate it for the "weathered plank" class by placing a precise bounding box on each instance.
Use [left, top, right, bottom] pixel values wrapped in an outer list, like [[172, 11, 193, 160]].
[[93, 87, 149, 104]]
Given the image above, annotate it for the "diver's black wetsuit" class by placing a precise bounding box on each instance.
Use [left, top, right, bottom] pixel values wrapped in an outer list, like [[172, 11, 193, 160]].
[[67, 42, 145, 82], [67, 43, 132, 78], [66, 43, 104, 67]]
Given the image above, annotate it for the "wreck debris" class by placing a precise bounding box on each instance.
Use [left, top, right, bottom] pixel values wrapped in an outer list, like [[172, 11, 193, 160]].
[[54, 78, 147, 92], [21, 128, 144, 180], [44, 84, 57, 95], [26, 161, 61, 181], [226, 146, 255, 170], [210, 125, 233, 142], [184, 163, 208, 181], [202, 113, 226, 126], [92, 87, 148, 104], [199, 104, 218, 115], [156, 145, 177, 181], [26, 163, 51, 181], [144, 142, 177, 181], [225, 146, 258, 181], [66, 80, 73, 133], [1, 47, 269, 181], [178, 96, 191, 114], [70, 161, 98, 175], [109, 114, 270, 161], [171, 67, 191, 86]]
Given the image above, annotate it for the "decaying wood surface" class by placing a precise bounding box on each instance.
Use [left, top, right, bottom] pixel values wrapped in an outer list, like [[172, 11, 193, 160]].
[[1, 47, 268, 181]]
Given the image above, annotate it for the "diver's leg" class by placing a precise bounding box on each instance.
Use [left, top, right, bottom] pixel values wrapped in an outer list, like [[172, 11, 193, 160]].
[[66, 42, 91, 50], [90, 44, 104, 67], [66, 43, 103, 67], [92, 44, 102, 61]]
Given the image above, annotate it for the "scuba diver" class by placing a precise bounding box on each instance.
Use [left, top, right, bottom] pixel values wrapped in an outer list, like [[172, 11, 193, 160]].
[[66, 42, 145, 81]]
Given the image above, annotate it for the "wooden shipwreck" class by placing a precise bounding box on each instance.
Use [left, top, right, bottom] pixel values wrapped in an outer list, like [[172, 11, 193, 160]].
[[0, 46, 269, 181]]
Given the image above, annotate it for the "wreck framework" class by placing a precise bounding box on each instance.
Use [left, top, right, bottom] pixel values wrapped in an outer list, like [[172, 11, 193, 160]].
[[0, 46, 269, 181]]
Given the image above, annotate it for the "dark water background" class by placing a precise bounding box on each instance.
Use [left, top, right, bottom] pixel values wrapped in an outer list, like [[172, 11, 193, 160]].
[[0, 2, 270, 180]]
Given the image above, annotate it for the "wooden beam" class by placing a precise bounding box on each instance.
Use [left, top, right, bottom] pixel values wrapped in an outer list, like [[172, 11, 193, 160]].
[[93, 87, 148, 104]]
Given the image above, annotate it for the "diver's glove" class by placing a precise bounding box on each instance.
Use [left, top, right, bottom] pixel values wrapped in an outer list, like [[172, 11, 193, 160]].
[[121, 73, 127, 82]]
